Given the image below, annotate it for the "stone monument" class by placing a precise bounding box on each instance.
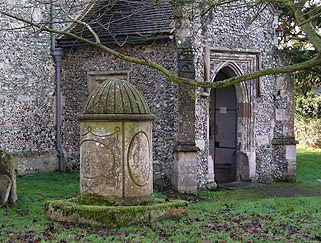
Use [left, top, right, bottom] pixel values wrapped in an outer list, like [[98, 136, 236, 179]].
[[78, 79, 155, 206], [0, 150, 17, 206], [45, 79, 188, 226]]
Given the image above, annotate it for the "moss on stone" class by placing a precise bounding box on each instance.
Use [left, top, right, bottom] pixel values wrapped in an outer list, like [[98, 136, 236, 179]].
[[76, 193, 116, 206], [0, 150, 14, 174], [45, 197, 188, 226]]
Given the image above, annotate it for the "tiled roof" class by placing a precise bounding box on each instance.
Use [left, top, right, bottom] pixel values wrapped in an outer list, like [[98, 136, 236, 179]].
[[58, 0, 174, 47]]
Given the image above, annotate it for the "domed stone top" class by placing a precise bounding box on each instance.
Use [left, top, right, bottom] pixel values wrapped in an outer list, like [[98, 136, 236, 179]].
[[78, 79, 154, 121]]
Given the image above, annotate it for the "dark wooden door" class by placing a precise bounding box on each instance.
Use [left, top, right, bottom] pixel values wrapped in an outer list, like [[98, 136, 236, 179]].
[[210, 71, 237, 183]]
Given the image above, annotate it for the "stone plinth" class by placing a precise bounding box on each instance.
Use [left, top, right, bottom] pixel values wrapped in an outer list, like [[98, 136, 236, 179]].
[[285, 145, 296, 182], [272, 138, 297, 182], [173, 146, 199, 194]]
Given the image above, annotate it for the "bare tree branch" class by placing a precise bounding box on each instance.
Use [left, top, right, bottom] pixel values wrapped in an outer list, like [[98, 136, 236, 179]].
[[1, 0, 321, 89]]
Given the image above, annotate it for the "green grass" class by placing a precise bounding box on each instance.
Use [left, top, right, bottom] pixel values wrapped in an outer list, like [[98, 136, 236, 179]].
[[0, 173, 79, 236], [0, 149, 321, 242], [296, 147, 321, 183]]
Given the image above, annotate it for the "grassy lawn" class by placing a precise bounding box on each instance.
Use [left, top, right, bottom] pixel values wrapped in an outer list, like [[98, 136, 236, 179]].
[[0, 148, 320, 242], [296, 147, 321, 184]]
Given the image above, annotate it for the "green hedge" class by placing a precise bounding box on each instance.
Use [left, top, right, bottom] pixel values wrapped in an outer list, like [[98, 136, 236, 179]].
[[295, 116, 321, 148], [296, 95, 321, 119], [295, 95, 321, 148]]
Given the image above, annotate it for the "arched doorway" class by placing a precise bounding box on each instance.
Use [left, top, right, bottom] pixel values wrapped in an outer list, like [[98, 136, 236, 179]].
[[209, 68, 238, 183]]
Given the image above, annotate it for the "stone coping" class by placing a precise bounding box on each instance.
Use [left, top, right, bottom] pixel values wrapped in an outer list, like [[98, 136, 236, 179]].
[[10, 149, 57, 156], [78, 113, 156, 121], [45, 198, 188, 227], [175, 144, 200, 152], [272, 137, 298, 145]]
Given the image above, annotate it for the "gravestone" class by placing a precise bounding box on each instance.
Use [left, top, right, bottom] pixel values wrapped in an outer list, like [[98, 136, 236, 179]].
[[0, 150, 17, 206]]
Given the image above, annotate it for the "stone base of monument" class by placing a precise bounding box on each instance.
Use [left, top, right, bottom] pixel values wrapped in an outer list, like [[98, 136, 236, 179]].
[[44, 194, 188, 227]]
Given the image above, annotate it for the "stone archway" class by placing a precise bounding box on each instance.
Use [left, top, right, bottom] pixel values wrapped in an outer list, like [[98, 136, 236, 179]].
[[209, 67, 238, 183], [205, 48, 259, 184]]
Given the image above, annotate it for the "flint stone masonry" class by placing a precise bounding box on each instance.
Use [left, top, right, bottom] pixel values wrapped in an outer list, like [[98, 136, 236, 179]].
[[192, 4, 295, 185], [0, 2, 57, 174], [61, 43, 179, 185]]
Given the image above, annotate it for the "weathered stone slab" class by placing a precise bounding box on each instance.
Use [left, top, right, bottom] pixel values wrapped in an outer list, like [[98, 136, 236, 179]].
[[13, 150, 58, 176], [0, 150, 17, 206]]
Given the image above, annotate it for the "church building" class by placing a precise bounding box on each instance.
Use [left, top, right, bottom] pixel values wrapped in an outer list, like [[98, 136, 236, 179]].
[[0, 0, 296, 193]]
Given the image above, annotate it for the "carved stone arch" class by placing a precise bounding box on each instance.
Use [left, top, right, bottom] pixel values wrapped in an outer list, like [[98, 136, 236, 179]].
[[210, 63, 248, 105], [210, 61, 243, 83], [205, 48, 259, 183]]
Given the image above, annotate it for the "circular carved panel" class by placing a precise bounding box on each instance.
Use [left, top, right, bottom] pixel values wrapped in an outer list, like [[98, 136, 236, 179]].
[[127, 132, 151, 187]]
